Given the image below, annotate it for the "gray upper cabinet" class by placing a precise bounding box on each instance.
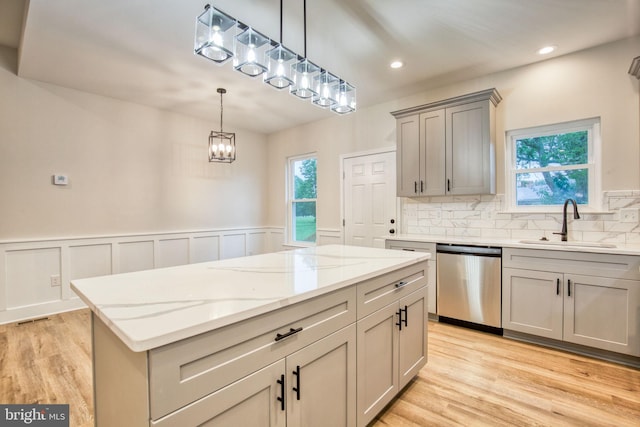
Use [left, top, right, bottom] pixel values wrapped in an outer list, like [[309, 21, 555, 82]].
[[391, 88, 501, 197]]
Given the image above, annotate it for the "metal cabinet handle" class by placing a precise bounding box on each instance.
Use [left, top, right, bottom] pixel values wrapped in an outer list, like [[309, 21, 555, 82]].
[[556, 278, 560, 296], [567, 279, 571, 297], [277, 374, 285, 411], [447, 179, 451, 192], [402, 305, 408, 327], [414, 181, 418, 193], [275, 327, 303, 342], [396, 308, 403, 331], [395, 281, 408, 288], [420, 180, 424, 193], [292, 365, 301, 401]]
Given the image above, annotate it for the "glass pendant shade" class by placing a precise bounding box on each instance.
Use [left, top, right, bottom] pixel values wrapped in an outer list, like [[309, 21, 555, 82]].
[[194, 5, 236, 64], [264, 43, 297, 89], [209, 131, 236, 163], [331, 80, 356, 114], [312, 70, 338, 108], [234, 26, 270, 77], [290, 58, 320, 99]]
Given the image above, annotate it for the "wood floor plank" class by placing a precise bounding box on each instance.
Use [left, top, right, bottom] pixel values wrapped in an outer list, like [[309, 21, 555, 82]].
[[1, 311, 639, 427]]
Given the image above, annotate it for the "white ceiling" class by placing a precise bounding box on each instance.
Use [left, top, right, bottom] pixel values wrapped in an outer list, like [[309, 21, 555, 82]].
[[2, 0, 640, 134]]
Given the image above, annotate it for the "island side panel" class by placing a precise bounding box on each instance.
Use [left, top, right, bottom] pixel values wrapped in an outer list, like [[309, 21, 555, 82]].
[[93, 313, 149, 426]]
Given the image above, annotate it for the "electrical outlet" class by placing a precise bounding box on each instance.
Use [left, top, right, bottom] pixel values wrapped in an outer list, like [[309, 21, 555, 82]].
[[620, 208, 639, 223], [50, 275, 61, 287]]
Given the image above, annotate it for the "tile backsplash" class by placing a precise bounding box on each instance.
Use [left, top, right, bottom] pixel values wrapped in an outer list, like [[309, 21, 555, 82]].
[[401, 190, 640, 244]]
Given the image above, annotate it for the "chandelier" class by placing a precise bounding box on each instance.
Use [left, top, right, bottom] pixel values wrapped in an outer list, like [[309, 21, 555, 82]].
[[194, 1, 356, 115], [208, 88, 236, 163]]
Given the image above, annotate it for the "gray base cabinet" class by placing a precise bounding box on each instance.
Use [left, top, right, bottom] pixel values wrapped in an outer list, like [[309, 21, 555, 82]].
[[92, 261, 429, 427], [356, 265, 428, 427], [385, 240, 436, 315], [503, 248, 640, 357]]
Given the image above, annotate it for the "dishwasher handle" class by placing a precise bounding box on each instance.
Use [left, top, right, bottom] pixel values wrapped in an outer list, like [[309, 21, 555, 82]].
[[436, 244, 502, 257]]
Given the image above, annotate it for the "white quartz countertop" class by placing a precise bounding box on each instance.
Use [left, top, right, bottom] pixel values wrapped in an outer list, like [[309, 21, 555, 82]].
[[388, 234, 640, 256], [71, 244, 430, 352]]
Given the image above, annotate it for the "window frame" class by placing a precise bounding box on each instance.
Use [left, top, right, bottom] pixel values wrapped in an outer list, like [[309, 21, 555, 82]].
[[505, 118, 601, 212], [287, 153, 317, 246]]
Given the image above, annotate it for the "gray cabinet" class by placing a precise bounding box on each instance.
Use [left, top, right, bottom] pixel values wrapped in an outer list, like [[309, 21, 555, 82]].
[[385, 239, 436, 315], [355, 263, 428, 427], [502, 248, 640, 357], [151, 325, 356, 427], [391, 89, 501, 197], [92, 261, 430, 427]]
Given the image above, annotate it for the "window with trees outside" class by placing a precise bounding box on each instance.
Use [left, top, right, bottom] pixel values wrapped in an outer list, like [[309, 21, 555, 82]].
[[506, 118, 600, 211], [288, 155, 317, 244]]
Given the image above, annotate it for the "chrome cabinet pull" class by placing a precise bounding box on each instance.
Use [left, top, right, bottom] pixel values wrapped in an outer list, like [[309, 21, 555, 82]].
[[395, 281, 408, 288]]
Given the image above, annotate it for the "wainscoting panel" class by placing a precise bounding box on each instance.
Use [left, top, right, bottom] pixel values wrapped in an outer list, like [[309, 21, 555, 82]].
[[221, 233, 246, 259], [118, 240, 155, 274], [157, 238, 190, 268], [0, 227, 287, 324], [5, 247, 62, 309], [191, 235, 220, 263], [69, 243, 113, 281]]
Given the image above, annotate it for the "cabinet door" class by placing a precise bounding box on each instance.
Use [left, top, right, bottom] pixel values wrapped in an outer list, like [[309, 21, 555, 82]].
[[420, 109, 446, 196], [396, 115, 420, 196], [286, 325, 356, 427], [151, 360, 286, 427], [502, 268, 563, 340], [356, 303, 399, 427], [445, 100, 494, 195], [398, 287, 428, 389], [564, 274, 640, 356]]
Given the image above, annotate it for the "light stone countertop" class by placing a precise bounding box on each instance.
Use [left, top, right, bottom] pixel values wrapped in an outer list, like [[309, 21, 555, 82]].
[[388, 234, 640, 256], [71, 244, 430, 352]]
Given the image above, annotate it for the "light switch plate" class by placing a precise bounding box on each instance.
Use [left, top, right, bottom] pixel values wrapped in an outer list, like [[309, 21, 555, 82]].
[[52, 174, 69, 185]]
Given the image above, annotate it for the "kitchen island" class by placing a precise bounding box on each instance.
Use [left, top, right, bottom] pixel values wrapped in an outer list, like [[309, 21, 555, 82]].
[[71, 244, 430, 427]]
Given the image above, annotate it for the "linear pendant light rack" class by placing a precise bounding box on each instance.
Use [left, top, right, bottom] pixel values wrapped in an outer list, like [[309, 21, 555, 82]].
[[194, 1, 356, 115]]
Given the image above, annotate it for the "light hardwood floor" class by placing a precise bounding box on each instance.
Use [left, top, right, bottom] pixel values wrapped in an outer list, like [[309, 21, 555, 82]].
[[1, 310, 638, 427]]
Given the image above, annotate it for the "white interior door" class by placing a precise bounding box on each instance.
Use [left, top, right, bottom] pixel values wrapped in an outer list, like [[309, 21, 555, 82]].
[[343, 151, 397, 248]]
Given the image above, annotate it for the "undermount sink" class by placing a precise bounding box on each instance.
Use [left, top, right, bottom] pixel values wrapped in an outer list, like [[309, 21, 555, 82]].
[[519, 239, 617, 248]]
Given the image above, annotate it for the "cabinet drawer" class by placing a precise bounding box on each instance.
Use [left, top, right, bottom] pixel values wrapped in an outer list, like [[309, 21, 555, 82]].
[[503, 248, 640, 280], [148, 286, 356, 420], [357, 262, 427, 319]]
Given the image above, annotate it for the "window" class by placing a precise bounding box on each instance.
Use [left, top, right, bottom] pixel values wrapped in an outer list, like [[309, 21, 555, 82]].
[[288, 154, 317, 244], [506, 118, 600, 211]]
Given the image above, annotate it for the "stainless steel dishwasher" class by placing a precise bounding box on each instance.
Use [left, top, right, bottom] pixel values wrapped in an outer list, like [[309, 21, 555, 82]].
[[436, 244, 502, 332]]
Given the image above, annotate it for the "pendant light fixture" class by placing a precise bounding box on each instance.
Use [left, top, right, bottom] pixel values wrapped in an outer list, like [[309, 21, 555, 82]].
[[332, 80, 356, 114], [194, 3, 356, 114], [290, 0, 320, 99], [264, 0, 297, 89], [194, 5, 236, 64], [209, 88, 236, 163], [234, 25, 270, 77]]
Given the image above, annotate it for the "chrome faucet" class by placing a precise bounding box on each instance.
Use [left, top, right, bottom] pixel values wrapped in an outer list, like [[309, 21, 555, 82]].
[[553, 199, 580, 241]]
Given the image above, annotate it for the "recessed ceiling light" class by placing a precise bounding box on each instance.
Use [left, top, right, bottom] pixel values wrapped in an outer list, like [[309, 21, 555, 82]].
[[537, 45, 557, 55], [390, 60, 404, 69]]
